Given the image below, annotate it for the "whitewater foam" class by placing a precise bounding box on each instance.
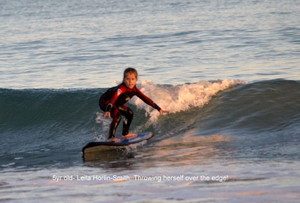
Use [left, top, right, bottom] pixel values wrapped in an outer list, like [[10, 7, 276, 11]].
[[131, 80, 246, 122]]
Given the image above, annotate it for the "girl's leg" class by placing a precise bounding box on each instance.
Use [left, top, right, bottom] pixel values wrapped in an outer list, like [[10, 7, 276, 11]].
[[118, 105, 133, 136], [99, 103, 120, 139], [108, 108, 121, 139]]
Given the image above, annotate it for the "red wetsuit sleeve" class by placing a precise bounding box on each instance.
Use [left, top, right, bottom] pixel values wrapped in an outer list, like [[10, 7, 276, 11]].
[[105, 85, 126, 112], [136, 88, 161, 111]]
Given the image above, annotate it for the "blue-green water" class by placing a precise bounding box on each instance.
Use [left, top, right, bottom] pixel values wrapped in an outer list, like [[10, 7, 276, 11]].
[[1, 0, 300, 202]]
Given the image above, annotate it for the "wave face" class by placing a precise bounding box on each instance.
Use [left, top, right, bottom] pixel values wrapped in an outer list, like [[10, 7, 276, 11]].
[[0, 88, 101, 169], [0, 79, 299, 170], [196, 79, 300, 133]]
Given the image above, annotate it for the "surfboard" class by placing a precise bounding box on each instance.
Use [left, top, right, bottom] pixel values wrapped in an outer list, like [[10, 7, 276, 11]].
[[82, 132, 154, 156]]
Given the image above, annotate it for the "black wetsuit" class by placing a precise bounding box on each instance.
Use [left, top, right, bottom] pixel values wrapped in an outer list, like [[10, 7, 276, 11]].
[[99, 83, 161, 139]]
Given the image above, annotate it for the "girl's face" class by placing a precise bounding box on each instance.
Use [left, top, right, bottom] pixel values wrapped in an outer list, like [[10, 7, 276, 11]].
[[124, 73, 137, 89]]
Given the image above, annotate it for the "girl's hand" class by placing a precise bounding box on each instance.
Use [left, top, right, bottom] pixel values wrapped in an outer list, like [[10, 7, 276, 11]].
[[103, 111, 111, 118], [159, 109, 169, 114]]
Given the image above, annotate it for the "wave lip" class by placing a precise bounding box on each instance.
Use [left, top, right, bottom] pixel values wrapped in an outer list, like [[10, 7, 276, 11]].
[[132, 79, 246, 122]]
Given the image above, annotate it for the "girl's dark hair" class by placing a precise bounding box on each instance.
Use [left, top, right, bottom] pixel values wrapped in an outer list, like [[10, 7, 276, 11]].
[[123, 67, 138, 79]]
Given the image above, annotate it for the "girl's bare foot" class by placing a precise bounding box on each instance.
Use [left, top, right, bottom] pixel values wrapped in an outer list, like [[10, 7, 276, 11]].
[[107, 137, 120, 142], [122, 133, 137, 139]]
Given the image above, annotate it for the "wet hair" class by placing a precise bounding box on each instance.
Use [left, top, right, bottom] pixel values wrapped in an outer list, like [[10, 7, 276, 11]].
[[123, 67, 138, 79]]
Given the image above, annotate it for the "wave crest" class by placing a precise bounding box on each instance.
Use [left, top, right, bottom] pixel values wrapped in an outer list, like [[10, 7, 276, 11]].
[[131, 79, 246, 122]]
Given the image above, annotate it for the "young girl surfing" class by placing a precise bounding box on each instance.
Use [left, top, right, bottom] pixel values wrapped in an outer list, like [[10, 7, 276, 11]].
[[99, 68, 169, 142]]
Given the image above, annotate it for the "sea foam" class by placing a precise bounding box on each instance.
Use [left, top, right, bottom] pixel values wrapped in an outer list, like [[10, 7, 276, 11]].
[[132, 80, 246, 122]]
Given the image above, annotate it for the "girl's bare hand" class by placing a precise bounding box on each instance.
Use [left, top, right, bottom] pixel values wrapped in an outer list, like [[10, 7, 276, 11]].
[[103, 111, 111, 118], [159, 109, 169, 114]]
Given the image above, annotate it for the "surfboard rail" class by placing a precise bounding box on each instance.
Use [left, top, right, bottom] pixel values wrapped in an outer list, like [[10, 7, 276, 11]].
[[82, 132, 154, 154]]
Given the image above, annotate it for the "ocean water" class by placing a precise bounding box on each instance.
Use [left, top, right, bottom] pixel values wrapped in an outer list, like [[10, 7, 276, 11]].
[[0, 0, 300, 202]]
